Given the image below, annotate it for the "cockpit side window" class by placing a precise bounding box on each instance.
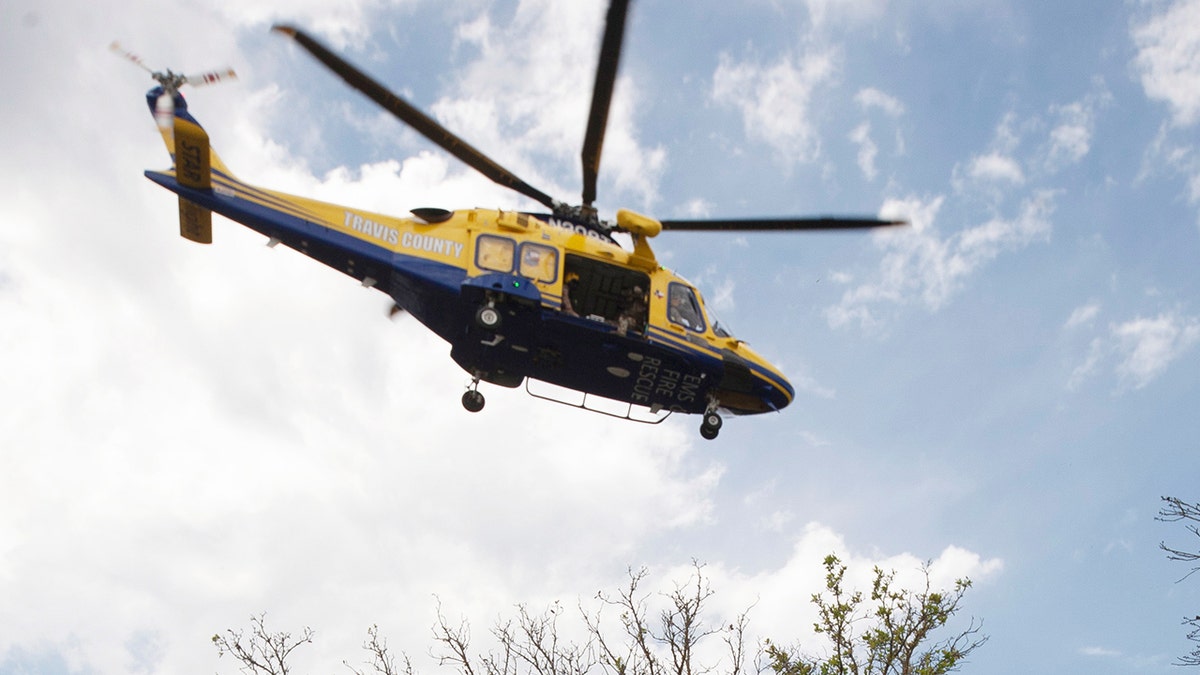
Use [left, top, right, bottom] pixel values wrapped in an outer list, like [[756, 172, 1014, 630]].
[[519, 243, 558, 284], [667, 283, 706, 333], [476, 235, 514, 273]]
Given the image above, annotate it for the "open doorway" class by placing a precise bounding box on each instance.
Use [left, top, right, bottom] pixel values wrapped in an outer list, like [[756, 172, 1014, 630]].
[[561, 254, 650, 336]]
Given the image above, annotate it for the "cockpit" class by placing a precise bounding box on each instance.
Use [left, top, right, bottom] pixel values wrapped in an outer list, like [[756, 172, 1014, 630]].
[[555, 253, 735, 343], [666, 281, 735, 339], [666, 283, 705, 332]]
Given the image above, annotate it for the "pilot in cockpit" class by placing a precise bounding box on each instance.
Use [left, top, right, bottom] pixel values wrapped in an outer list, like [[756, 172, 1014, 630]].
[[668, 285, 703, 331]]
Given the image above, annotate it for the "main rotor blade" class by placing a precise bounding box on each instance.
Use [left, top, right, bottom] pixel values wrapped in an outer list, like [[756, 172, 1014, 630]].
[[273, 25, 559, 211], [580, 0, 631, 208], [658, 216, 908, 232]]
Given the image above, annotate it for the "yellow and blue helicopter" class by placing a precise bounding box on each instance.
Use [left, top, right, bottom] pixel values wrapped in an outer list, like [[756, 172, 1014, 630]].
[[120, 0, 903, 440]]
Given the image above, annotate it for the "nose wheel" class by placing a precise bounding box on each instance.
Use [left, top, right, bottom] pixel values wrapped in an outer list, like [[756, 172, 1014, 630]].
[[462, 378, 485, 412], [699, 410, 722, 440], [475, 302, 502, 330]]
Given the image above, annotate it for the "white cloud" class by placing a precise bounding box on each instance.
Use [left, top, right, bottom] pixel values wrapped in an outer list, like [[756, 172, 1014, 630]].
[[432, 0, 666, 211], [0, 2, 710, 672], [679, 198, 715, 218], [6, 1, 1179, 672], [701, 523, 1002, 645], [1045, 104, 1093, 169], [953, 91, 1107, 197], [1080, 645, 1122, 658], [827, 191, 1054, 329], [1143, 125, 1200, 210], [967, 152, 1025, 184], [712, 48, 839, 165], [704, 277, 738, 314], [950, 113, 1036, 197], [0, 222, 720, 672], [787, 366, 838, 400], [1066, 310, 1200, 391], [849, 88, 904, 181], [455, 12, 493, 51], [1068, 336, 1106, 391], [1113, 312, 1200, 389], [1132, 0, 1200, 127], [803, 0, 889, 28], [855, 87, 905, 117], [760, 510, 796, 532], [1038, 84, 1111, 173], [991, 112, 1022, 154], [219, 0, 432, 49], [849, 121, 879, 180], [1065, 302, 1101, 330]]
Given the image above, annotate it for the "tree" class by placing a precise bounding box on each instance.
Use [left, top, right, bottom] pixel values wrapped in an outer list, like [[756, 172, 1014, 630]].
[[346, 624, 414, 675], [763, 555, 986, 675], [212, 613, 314, 675], [213, 557, 985, 675], [429, 562, 742, 675], [583, 562, 752, 675], [1158, 495, 1200, 666]]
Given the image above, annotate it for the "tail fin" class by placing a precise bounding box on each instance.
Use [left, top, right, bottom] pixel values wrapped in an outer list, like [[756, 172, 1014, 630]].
[[146, 87, 235, 178], [173, 114, 213, 243], [146, 87, 232, 243]]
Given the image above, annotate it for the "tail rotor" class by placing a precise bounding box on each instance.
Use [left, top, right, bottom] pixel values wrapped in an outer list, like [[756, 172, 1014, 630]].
[[110, 42, 236, 128], [116, 42, 237, 245]]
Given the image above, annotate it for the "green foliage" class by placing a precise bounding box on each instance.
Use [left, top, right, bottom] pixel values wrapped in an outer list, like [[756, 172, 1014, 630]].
[[764, 555, 986, 675]]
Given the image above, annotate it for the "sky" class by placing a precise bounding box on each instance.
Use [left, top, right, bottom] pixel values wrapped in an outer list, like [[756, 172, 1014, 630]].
[[2, 0, 1199, 672]]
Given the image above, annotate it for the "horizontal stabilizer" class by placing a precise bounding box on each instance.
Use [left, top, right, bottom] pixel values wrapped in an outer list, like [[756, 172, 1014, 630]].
[[179, 199, 212, 243]]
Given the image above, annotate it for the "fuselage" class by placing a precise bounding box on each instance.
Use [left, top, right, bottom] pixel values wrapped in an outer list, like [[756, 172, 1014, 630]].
[[145, 88, 794, 421]]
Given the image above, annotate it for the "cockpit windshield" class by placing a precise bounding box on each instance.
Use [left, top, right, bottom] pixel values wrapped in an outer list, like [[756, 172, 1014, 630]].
[[709, 312, 735, 339], [667, 281, 737, 338]]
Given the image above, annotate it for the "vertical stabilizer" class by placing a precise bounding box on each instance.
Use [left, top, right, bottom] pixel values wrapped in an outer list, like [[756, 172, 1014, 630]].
[[173, 115, 213, 243]]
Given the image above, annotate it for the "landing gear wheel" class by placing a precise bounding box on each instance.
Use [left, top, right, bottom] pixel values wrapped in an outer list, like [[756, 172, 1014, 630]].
[[461, 389, 485, 413], [475, 304, 502, 330], [700, 410, 722, 440]]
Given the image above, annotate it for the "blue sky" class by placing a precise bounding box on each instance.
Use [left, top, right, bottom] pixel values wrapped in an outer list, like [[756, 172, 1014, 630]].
[[2, 0, 1199, 673]]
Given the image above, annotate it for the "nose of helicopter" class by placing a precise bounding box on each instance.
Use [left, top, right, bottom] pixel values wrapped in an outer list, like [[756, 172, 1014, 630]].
[[714, 350, 794, 415], [762, 369, 794, 411]]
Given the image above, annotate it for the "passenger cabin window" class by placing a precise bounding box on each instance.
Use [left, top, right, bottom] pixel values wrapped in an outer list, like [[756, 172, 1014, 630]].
[[476, 235, 514, 273], [562, 254, 650, 336], [667, 283, 706, 333], [519, 243, 558, 284]]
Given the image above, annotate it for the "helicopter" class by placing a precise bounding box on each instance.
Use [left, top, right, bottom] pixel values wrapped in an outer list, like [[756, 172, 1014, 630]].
[[120, 0, 904, 440]]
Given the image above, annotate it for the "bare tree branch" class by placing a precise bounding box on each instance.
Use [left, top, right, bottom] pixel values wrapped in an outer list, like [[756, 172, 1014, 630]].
[[432, 597, 483, 675], [660, 563, 720, 675], [1158, 495, 1200, 666], [213, 557, 985, 675], [1159, 496, 1200, 579], [496, 602, 595, 675], [345, 624, 413, 675], [721, 604, 756, 675], [212, 614, 314, 675]]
